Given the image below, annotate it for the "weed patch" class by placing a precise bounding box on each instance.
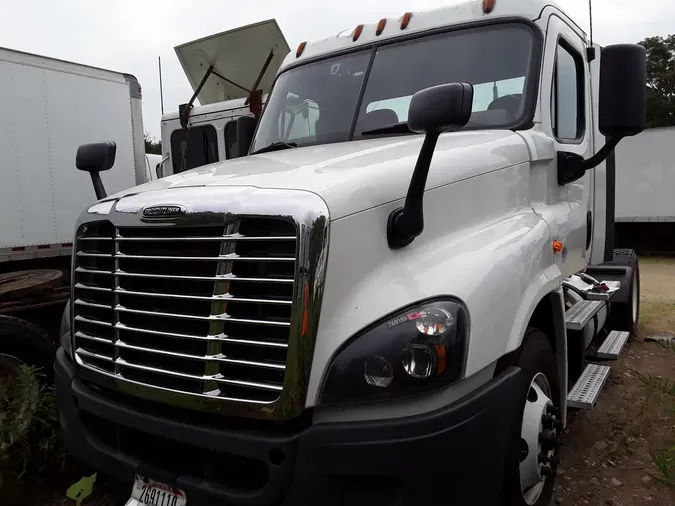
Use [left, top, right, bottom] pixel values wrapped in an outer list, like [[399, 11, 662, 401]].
[[650, 443, 675, 488]]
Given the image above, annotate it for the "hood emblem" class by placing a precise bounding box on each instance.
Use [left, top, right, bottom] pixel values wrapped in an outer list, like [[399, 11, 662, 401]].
[[141, 204, 186, 219]]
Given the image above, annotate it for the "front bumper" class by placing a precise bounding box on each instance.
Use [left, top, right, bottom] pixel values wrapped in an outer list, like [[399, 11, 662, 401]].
[[56, 348, 523, 506]]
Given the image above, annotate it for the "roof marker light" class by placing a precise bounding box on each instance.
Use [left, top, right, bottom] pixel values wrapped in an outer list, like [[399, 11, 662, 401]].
[[483, 0, 496, 13], [376, 18, 387, 36], [400, 12, 413, 30], [296, 41, 307, 58], [353, 24, 364, 42]]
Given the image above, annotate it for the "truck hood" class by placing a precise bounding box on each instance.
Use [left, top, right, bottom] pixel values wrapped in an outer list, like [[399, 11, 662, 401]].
[[108, 131, 529, 220]]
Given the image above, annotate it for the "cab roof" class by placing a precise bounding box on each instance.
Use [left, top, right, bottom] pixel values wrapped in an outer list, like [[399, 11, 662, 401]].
[[282, 0, 580, 70]]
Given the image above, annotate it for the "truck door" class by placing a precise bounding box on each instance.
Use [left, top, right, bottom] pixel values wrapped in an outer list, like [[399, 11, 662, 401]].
[[539, 14, 594, 276]]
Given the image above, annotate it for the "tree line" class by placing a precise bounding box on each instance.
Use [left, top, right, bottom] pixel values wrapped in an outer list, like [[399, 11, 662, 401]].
[[639, 35, 675, 128]]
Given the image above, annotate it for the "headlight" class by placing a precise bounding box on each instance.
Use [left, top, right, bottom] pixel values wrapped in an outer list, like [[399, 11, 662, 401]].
[[59, 299, 73, 358], [319, 298, 469, 405]]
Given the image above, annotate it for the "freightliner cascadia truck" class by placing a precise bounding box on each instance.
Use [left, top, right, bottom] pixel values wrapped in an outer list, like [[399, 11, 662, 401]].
[[55, 1, 648, 505]]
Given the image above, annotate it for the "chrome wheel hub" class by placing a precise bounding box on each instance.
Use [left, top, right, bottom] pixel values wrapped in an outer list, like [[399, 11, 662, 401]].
[[519, 372, 561, 505]]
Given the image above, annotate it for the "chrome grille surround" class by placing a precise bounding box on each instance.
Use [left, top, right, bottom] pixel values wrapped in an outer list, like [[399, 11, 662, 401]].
[[71, 187, 329, 420]]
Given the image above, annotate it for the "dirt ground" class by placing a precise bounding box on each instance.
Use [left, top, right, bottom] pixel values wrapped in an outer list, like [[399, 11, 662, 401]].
[[556, 257, 675, 505], [28, 258, 675, 505]]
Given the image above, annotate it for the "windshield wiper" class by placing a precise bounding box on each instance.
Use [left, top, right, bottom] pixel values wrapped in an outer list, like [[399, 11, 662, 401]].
[[361, 122, 412, 136], [251, 141, 297, 155]]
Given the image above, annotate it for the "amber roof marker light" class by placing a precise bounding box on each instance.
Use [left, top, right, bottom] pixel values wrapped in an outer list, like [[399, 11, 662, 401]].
[[296, 41, 307, 58], [483, 0, 496, 13], [376, 18, 387, 36], [353, 24, 364, 42], [400, 12, 413, 30]]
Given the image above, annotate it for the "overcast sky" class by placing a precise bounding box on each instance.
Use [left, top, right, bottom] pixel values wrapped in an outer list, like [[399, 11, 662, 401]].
[[2, 0, 673, 140]]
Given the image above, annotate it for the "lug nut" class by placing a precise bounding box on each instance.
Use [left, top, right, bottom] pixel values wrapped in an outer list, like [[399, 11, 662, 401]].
[[547, 406, 562, 417], [539, 453, 561, 466], [541, 465, 557, 477], [539, 430, 562, 450], [539, 430, 556, 442]]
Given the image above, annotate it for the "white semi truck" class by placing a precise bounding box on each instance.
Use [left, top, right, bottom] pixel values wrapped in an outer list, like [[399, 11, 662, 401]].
[[0, 46, 145, 385], [56, 1, 647, 505]]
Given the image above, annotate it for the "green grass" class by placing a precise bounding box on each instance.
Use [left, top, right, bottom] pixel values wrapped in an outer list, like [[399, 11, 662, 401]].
[[655, 339, 675, 353], [639, 256, 675, 265], [650, 443, 675, 488], [0, 364, 65, 485], [637, 372, 675, 396], [639, 299, 675, 334]]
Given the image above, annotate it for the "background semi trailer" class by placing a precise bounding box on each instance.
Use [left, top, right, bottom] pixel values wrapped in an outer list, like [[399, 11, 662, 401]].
[[614, 125, 675, 252], [56, 1, 648, 505], [0, 46, 146, 381]]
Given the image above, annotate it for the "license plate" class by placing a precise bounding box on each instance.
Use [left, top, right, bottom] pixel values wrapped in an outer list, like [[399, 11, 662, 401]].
[[125, 475, 187, 506]]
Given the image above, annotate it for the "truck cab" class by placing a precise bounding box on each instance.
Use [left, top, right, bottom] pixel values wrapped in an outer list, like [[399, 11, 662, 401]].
[[56, 2, 647, 505]]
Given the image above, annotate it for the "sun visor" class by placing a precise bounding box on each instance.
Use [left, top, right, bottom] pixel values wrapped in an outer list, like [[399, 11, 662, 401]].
[[175, 19, 290, 105]]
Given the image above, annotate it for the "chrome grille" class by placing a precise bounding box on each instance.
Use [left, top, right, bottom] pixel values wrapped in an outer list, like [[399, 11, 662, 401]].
[[73, 218, 297, 404]]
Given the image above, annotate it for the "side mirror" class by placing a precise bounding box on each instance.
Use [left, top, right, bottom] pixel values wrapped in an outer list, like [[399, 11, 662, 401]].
[[558, 44, 646, 185], [408, 83, 474, 134], [224, 116, 257, 159], [387, 83, 473, 249], [599, 44, 646, 138], [76, 142, 116, 200]]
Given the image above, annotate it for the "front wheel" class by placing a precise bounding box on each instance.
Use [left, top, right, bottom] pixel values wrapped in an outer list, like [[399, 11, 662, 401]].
[[502, 328, 562, 506]]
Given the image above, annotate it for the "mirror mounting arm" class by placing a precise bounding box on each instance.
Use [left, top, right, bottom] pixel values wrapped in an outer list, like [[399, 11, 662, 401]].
[[89, 173, 107, 200], [387, 132, 441, 249], [558, 135, 621, 185]]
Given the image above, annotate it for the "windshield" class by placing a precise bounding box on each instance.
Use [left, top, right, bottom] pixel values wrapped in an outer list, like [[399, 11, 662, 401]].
[[250, 22, 537, 153]]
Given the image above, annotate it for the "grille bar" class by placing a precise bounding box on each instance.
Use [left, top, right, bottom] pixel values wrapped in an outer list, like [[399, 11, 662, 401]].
[[77, 267, 294, 284], [76, 349, 284, 391], [114, 340, 286, 370], [115, 323, 288, 348], [75, 315, 113, 327], [114, 288, 293, 305], [115, 253, 294, 262], [76, 361, 278, 405], [114, 305, 291, 326], [116, 235, 295, 242], [73, 218, 297, 405]]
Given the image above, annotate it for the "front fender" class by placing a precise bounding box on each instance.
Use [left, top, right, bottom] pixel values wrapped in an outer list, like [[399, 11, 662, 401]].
[[308, 163, 562, 406]]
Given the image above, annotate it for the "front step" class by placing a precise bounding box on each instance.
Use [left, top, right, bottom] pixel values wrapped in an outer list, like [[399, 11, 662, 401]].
[[596, 330, 631, 359], [567, 363, 611, 409], [565, 299, 604, 330]]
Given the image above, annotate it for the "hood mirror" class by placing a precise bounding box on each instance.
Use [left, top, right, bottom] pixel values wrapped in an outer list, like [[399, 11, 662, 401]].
[[387, 83, 474, 249]]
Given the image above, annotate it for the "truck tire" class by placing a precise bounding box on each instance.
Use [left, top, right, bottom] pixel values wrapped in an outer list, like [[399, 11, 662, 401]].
[[607, 249, 640, 336], [502, 328, 561, 506], [0, 316, 57, 381]]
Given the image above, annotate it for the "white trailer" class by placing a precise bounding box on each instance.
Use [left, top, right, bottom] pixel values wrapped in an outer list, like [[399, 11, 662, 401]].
[[0, 46, 146, 262], [615, 126, 675, 222], [0, 47, 145, 384]]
